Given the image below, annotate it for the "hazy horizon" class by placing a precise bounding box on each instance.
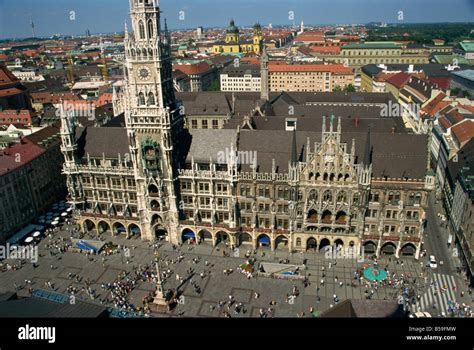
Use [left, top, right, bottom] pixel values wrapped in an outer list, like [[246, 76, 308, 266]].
[[1, 0, 474, 40]]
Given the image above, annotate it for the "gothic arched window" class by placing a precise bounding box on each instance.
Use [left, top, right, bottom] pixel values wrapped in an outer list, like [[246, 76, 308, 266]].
[[148, 92, 155, 106], [337, 191, 347, 203], [308, 190, 318, 202], [148, 19, 154, 38], [138, 92, 146, 106], [323, 190, 332, 203], [139, 20, 145, 39]]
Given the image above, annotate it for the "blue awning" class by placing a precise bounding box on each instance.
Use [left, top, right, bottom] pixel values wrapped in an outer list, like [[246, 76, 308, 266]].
[[182, 231, 195, 238], [258, 235, 270, 244], [77, 240, 100, 252]]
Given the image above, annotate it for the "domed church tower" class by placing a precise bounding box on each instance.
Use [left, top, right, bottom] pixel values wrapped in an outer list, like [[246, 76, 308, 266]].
[[225, 19, 240, 43]]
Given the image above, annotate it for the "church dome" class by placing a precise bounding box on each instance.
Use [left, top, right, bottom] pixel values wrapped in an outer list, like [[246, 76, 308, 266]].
[[226, 19, 239, 34]]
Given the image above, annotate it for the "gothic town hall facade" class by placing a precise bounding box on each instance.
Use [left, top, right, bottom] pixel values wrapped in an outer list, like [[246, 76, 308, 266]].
[[61, 0, 435, 259]]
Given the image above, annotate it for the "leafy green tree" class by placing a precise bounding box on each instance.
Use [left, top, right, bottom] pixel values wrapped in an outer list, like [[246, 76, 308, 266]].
[[207, 79, 220, 91], [333, 85, 342, 92], [344, 84, 356, 92]]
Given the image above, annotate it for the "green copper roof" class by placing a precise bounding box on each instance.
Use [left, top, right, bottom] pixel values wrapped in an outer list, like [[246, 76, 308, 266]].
[[226, 19, 239, 34], [433, 54, 474, 65], [460, 41, 474, 52]]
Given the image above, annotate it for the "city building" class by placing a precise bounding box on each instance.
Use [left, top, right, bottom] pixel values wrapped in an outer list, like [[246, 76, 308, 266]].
[[0, 109, 38, 125], [0, 65, 32, 111], [323, 42, 430, 74], [212, 21, 263, 54], [451, 70, 474, 97], [220, 63, 261, 92], [61, 0, 433, 259], [268, 62, 354, 92], [0, 125, 66, 243], [444, 139, 474, 285], [172, 61, 216, 92]]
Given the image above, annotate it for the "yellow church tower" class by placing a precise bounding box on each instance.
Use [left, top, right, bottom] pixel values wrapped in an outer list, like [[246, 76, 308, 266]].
[[225, 19, 240, 43], [253, 23, 263, 54]]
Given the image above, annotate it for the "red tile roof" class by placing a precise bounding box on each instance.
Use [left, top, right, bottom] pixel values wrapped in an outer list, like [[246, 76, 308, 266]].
[[0, 109, 36, 118], [459, 104, 474, 114], [241, 57, 260, 65], [295, 35, 325, 42], [0, 138, 45, 176], [310, 46, 341, 54], [452, 120, 474, 145], [96, 92, 113, 107], [0, 87, 23, 97], [438, 116, 451, 129], [172, 61, 212, 75], [386, 72, 412, 89], [30, 92, 82, 104], [421, 92, 448, 117], [0, 65, 19, 85]]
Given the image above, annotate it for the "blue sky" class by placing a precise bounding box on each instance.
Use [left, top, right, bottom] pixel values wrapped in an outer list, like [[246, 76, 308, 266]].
[[0, 0, 473, 39]]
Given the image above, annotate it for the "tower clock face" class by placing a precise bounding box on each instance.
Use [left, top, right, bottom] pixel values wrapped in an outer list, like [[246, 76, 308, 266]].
[[138, 66, 151, 81]]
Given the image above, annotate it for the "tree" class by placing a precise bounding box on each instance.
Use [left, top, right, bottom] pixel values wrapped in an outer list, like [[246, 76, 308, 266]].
[[333, 85, 342, 92], [344, 84, 356, 92], [207, 79, 220, 91]]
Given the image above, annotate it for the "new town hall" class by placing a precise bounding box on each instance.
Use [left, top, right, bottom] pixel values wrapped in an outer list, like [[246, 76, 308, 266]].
[[61, 0, 434, 259]]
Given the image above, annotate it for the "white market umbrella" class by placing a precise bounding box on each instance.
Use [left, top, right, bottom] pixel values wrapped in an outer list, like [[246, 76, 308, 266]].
[[24, 237, 34, 244], [61, 212, 68, 217], [33, 231, 41, 238]]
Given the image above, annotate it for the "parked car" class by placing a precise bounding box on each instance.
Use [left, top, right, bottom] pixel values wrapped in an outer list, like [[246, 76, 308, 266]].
[[430, 255, 437, 269]]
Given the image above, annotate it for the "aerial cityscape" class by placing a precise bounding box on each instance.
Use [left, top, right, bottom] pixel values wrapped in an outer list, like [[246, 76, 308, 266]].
[[0, 0, 473, 340]]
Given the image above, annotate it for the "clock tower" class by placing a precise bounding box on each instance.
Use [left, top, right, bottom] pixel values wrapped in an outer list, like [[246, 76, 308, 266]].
[[124, 0, 186, 242]]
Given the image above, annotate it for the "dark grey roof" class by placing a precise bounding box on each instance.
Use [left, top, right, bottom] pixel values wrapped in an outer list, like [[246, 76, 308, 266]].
[[371, 132, 428, 179], [76, 126, 129, 159], [237, 128, 428, 179], [186, 129, 238, 162], [103, 113, 126, 127], [222, 63, 260, 77], [177, 92, 231, 116], [361, 64, 383, 77]]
